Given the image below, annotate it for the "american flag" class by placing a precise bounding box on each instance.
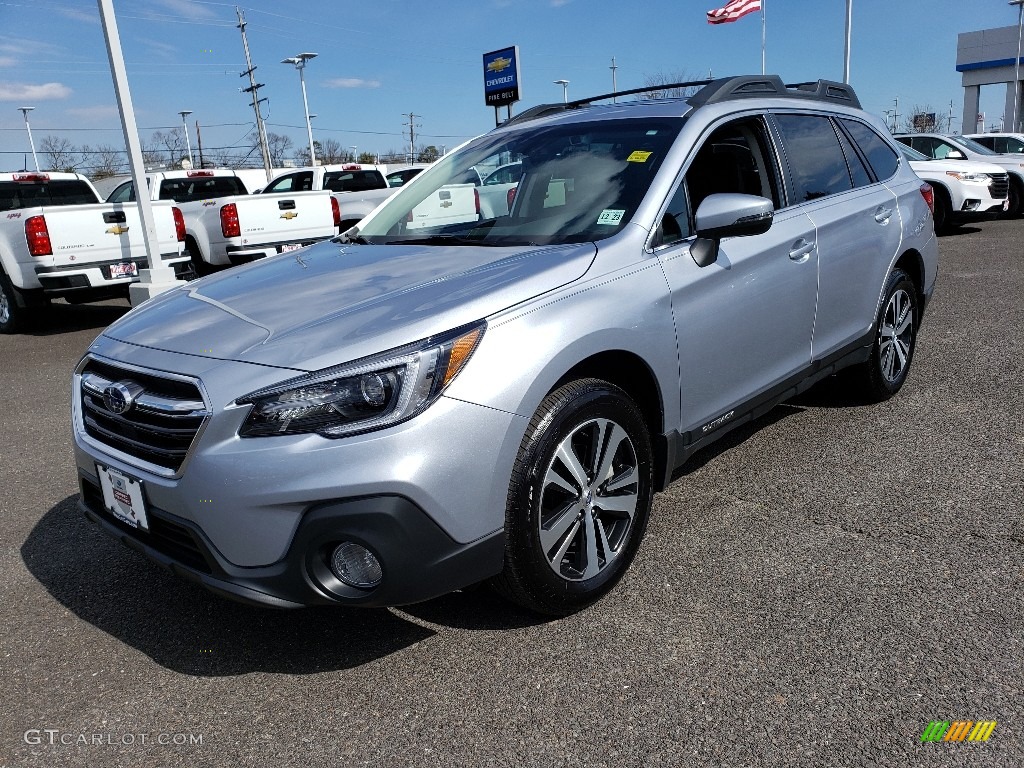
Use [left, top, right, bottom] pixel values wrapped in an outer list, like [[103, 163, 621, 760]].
[[707, 0, 761, 24]]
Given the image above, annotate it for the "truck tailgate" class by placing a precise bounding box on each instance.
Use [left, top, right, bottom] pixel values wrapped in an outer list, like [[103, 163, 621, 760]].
[[234, 191, 336, 249], [33, 201, 180, 269]]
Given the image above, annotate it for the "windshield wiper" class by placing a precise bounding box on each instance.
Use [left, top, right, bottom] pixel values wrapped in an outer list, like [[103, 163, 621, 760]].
[[384, 234, 501, 246]]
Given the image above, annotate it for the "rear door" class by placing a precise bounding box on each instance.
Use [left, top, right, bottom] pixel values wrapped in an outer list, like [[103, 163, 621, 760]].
[[771, 112, 903, 360]]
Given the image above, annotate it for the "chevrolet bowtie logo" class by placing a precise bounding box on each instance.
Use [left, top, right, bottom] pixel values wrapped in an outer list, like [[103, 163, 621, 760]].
[[487, 56, 512, 73], [105, 225, 130, 235], [280, 211, 298, 220], [440, 200, 453, 208]]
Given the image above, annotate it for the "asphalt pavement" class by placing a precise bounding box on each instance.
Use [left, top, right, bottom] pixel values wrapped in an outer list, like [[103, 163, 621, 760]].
[[1, 218, 1022, 767]]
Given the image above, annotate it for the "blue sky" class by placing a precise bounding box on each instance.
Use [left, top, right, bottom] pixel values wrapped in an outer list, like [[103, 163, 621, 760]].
[[0, 0, 1021, 171]]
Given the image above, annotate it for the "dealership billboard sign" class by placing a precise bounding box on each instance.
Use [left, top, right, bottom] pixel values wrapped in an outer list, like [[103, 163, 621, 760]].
[[483, 46, 521, 107]]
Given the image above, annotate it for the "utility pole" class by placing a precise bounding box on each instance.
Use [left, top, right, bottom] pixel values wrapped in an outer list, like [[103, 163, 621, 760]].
[[196, 120, 204, 168], [404, 112, 420, 164], [610, 57, 618, 103], [891, 96, 900, 132], [236, 7, 273, 182]]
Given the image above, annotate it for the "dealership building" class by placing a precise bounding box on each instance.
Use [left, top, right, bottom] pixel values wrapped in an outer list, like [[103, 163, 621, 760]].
[[958, 24, 1024, 133]]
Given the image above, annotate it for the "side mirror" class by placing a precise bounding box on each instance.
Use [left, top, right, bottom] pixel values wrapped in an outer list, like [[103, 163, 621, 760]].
[[691, 193, 774, 267], [946, 149, 965, 160]]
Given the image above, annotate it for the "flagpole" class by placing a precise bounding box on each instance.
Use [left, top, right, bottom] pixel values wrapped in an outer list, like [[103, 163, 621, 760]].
[[761, 0, 766, 74], [843, 0, 852, 83]]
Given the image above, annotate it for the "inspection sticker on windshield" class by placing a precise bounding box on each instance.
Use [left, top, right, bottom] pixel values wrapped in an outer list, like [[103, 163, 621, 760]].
[[597, 209, 625, 225], [626, 150, 653, 162]]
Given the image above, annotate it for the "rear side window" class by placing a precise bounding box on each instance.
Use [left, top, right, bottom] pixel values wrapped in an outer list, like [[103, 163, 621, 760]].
[[158, 176, 247, 202], [323, 170, 387, 192], [774, 114, 853, 203], [840, 119, 899, 181], [0, 180, 99, 211]]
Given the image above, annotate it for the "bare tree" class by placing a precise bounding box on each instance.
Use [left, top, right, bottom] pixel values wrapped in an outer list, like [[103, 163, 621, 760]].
[[40, 135, 82, 172], [638, 70, 706, 101], [417, 145, 440, 163], [266, 133, 294, 166], [150, 129, 187, 166], [379, 148, 407, 164], [84, 144, 126, 179], [902, 105, 940, 134], [317, 137, 348, 164]]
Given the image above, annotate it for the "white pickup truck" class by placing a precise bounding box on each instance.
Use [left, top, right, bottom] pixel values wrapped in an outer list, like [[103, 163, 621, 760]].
[[107, 169, 339, 272], [261, 165, 399, 231], [0, 171, 188, 334]]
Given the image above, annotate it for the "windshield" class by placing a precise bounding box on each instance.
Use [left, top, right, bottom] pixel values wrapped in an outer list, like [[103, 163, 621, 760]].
[[898, 144, 930, 162], [356, 117, 682, 246], [947, 135, 997, 155]]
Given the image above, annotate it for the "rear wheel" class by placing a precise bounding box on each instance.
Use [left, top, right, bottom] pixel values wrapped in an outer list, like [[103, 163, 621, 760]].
[[0, 271, 28, 334], [186, 237, 213, 277], [491, 379, 653, 616], [931, 186, 951, 233], [848, 268, 918, 402]]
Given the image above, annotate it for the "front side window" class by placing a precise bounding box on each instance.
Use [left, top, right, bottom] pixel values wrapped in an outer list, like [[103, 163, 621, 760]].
[[107, 182, 135, 203], [774, 114, 854, 202], [653, 116, 780, 247], [358, 117, 683, 246], [264, 173, 311, 193]]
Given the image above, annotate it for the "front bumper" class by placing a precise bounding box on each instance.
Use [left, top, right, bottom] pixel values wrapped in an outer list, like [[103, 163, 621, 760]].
[[71, 345, 526, 606], [79, 474, 504, 608]]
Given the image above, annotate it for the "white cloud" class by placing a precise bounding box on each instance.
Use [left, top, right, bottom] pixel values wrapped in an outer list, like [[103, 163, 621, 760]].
[[0, 83, 73, 101], [58, 6, 99, 24], [0, 56, 16, 67], [323, 78, 381, 89], [138, 37, 178, 58]]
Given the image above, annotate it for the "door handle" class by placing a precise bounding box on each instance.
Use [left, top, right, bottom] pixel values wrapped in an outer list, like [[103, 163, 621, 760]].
[[788, 238, 815, 261], [874, 206, 894, 224]]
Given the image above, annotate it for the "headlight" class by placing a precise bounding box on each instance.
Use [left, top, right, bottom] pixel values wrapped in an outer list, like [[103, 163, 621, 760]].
[[237, 322, 484, 438], [945, 171, 990, 183]]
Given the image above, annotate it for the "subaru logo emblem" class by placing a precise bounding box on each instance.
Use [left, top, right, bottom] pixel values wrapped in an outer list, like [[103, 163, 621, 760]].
[[103, 381, 140, 415]]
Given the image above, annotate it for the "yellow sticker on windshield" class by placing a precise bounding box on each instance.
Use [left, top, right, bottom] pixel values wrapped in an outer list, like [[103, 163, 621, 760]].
[[627, 150, 653, 162]]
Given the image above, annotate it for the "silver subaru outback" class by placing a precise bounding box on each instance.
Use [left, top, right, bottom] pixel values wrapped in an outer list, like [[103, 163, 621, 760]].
[[72, 76, 938, 615]]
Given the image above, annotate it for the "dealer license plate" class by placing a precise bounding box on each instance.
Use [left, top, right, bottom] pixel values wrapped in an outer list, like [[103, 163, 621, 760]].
[[110, 262, 138, 279], [97, 464, 149, 531], [278, 243, 304, 253]]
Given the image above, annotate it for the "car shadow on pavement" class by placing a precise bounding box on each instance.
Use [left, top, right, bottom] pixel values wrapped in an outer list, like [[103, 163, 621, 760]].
[[937, 225, 983, 238], [25, 300, 131, 336], [23, 496, 546, 675]]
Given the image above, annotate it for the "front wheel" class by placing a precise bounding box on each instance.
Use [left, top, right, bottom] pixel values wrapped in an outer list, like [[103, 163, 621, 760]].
[[848, 268, 919, 402], [1006, 178, 1023, 218], [491, 379, 653, 616]]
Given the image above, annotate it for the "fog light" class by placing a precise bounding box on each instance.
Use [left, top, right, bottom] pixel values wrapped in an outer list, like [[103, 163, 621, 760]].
[[330, 542, 383, 589]]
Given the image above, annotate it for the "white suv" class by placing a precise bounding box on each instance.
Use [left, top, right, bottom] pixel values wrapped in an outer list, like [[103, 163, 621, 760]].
[[895, 133, 1024, 217], [964, 132, 1024, 155], [897, 144, 1009, 230]]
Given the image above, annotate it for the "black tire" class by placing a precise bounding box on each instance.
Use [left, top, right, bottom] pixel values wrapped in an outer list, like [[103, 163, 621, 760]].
[[1006, 177, 1023, 218], [186, 237, 213, 277], [491, 379, 653, 616], [848, 268, 919, 403], [931, 185, 951, 233], [0, 270, 28, 335]]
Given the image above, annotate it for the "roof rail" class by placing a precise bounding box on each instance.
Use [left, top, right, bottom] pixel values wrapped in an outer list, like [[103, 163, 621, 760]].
[[500, 75, 862, 129], [688, 75, 861, 109]]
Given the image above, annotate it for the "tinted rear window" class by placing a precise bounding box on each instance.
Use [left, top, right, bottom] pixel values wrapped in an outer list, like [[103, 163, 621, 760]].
[[774, 114, 853, 202], [323, 170, 387, 192], [158, 176, 247, 202], [840, 119, 899, 181], [0, 180, 99, 211]]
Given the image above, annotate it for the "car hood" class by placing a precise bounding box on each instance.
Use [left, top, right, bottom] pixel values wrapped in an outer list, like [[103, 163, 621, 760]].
[[908, 158, 1007, 175], [102, 239, 596, 371]]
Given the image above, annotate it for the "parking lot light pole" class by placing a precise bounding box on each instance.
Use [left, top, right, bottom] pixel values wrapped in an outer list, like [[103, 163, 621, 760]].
[[282, 52, 318, 166], [17, 107, 40, 171], [554, 79, 569, 104], [1012, 0, 1024, 132], [350, 145, 357, 162], [178, 110, 194, 168]]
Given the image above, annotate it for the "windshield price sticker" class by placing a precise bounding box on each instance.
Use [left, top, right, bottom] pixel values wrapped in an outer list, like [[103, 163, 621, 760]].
[[626, 151, 653, 163], [597, 209, 625, 226]]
